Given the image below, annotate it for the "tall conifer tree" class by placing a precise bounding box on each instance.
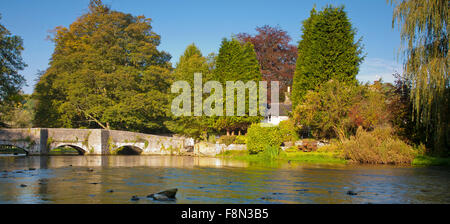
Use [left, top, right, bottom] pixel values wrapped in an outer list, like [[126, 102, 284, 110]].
[[213, 38, 262, 135], [292, 5, 364, 107]]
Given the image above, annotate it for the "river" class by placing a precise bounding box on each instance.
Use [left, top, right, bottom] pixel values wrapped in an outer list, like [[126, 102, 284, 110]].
[[0, 155, 449, 204]]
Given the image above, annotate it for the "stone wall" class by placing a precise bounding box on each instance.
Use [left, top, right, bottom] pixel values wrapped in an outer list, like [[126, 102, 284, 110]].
[[194, 142, 247, 156], [0, 128, 46, 155], [0, 128, 245, 156]]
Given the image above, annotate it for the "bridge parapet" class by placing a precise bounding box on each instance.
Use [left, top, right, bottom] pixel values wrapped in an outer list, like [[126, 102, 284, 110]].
[[0, 128, 47, 155], [108, 130, 186, 155], [0, 128, 189, 155]]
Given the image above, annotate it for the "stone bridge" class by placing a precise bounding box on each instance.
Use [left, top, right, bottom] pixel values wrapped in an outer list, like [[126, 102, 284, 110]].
[[0, 128, 192, 155]]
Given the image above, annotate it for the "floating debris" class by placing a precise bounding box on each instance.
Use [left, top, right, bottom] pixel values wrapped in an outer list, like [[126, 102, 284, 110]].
[[20, 184, 27, 188], [131, 195, 140, 201], [347, 190, 358, 196]]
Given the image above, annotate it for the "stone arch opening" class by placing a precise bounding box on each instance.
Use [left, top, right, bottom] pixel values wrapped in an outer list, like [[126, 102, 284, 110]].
[[115, 146, 143, 155], [0, 144, 28, 156], [50, 145, 86, 155]]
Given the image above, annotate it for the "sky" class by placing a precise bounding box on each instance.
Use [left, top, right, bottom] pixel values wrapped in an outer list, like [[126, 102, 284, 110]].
[[1, 0, 404, 94]]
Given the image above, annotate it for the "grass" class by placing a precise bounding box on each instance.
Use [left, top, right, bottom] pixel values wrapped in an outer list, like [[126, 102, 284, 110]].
[[412, 155, 450, 166], [49, 147, 80, 155], [0, 146, 27, 154], [218, 149, 450, 167], [217, 150, 347, 165]]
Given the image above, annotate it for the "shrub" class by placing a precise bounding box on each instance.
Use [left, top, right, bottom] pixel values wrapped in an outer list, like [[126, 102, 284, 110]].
[[246, 124, 283, 154], [234, 135, 247, 144], [218, 135, 236, 146], [279, 119, 299, 142], [342, 126, 417, 164], [261, 145, 281, 160], [208, 135, 217, 144]]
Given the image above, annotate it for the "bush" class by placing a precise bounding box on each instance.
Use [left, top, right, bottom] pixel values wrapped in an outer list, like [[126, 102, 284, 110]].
[[261, 145, 281, 160], [208, 135, 217, 144], [246, 124, 283, 154], [279, 119, 299, 142], [218, 135, 236, 146], [234, 135, 247, 144], [342, 126, 417, 164]]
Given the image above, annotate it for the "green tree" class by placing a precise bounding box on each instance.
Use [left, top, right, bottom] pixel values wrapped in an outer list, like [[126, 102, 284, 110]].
[[212, 38, 262, 135], [292, 5, 364, 107], [390, 0, 449, 155], [33, 0, 172, 133], [0, 14, 27, 126], [3, 94, 35, 128], [165, 43, 216, 140]]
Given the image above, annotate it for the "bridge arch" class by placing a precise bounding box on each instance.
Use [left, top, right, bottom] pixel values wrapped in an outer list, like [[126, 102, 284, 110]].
[[113, 145, 143, 155], [51, 144, 87, 155], [0, 143, 29, 155]]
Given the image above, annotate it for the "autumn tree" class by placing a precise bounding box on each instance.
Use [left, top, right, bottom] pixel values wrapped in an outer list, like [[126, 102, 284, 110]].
[[237, 25, 297, 101], [292, 5, 364, 107], [390, 0, 449, 154], [293, 80, 362, 141], [33, 0, 172, 133], [212, 38, 262, 135], [0, 14, 27, 127]]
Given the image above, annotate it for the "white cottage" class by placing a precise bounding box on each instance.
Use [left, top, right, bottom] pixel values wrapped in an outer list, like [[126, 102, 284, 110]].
[[261, 87, 292, 126]]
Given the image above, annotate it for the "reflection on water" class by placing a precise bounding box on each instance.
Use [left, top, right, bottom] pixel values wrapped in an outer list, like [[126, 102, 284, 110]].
[[0, 155, 449, 204]]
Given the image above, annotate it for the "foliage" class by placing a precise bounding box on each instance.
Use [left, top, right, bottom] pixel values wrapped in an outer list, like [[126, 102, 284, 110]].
[[292, 5, 364, 107], [3, 94, 35, 128], [218, 150, 346, 164], [348, 81, 391, 131], [211, 38, 263, 135], [412, 155, 450, 166], [0, 14, 27, 126], [33, 0, 172, 133], [218, 135, 236, 146], [293, 80, 362, 140], [237, 25, 297, 101], [261, 145, 280, 160], [342, 126, 417, 164], [385, 73, 423, 145], [165, 43, 216, 140], [233, 135, 246, 144], [390, 0, 449, 155], [278, 119, 299, 142], [246, 123, 282, 154], [293, 79, 402, 141]]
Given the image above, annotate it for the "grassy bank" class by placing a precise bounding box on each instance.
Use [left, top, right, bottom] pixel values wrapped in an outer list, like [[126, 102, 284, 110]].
[[217, 150, 347, 165], [217, 149, 450, 167], [412, 156, 450, 166]]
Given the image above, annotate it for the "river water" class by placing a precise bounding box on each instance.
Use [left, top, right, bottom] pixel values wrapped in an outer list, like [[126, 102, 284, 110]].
[[0, 155, 449, 204]]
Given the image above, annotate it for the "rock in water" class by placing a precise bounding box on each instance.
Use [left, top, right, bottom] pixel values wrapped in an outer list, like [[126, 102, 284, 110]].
[[131, 195, 140, 201], [147, 188, 178, 201], [347, 190, 358, 196]]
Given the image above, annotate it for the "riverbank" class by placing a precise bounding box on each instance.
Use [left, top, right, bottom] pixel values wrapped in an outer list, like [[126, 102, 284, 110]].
[[217, 150, 450, 167], [412, 156, 450, 166], [218, 150, 347, 165]]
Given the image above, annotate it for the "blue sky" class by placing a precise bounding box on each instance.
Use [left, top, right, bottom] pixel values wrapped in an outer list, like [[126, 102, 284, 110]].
[[1, 0, 403, 94]]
